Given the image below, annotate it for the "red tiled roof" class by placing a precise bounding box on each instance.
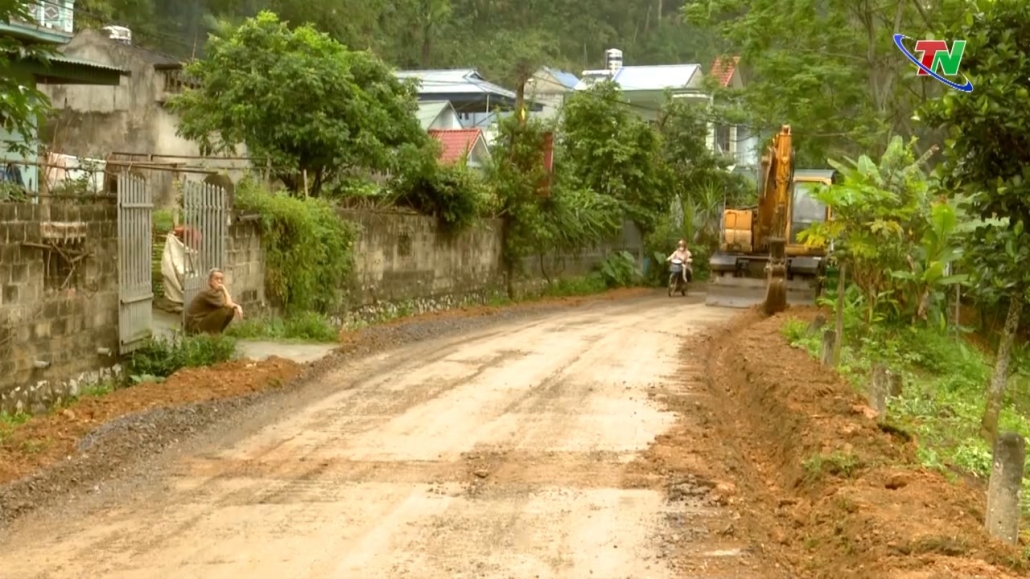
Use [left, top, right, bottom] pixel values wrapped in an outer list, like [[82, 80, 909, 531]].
[[710, 56, 740, 87], [428, 129, 483, 164]]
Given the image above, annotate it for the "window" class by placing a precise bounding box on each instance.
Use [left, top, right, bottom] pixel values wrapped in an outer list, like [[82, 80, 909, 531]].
[[790, 182, 828, 243]]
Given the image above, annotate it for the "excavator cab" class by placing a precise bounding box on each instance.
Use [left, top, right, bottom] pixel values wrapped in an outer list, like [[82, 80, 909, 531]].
[[705, 125, 838, 309], [788, 170, 839, 248]]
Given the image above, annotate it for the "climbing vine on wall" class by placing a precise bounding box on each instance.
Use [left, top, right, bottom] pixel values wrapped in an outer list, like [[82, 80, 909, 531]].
[[235, 179, 357, 313]]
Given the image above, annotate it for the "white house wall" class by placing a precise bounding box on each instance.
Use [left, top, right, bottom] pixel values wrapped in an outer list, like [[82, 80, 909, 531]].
[[429, 107, 462, 130]]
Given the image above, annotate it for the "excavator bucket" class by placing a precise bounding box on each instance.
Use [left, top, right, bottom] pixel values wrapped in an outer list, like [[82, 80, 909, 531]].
[[704, 276, 818, 309]]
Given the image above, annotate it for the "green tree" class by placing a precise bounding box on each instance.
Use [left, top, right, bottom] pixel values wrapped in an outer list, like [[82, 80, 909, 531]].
[[657, 96, 750, 247], [169, 11, 429, 196], [489, 116, 622, 295], [684, 0, 959, 164], [559, 81, 671, 237], [799, 137, 963, 325], [922, 0, 1030, 443]]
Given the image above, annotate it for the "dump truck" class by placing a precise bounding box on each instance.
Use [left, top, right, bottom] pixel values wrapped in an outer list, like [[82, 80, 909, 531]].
[[705, 125, 839, 311]]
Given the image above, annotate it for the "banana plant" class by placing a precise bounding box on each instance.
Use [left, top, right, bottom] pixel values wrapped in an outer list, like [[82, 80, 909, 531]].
[[889, 200, 968, 324]]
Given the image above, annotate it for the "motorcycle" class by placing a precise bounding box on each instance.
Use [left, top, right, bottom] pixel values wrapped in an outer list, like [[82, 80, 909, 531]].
[[668, 258, 691, 297]]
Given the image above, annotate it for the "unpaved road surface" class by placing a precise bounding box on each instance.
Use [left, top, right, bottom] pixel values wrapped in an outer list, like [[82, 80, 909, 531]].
[[1, 296, 739, 578]]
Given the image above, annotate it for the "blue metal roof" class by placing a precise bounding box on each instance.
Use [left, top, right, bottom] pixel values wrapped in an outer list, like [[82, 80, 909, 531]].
[[546, 68, 580, 89]]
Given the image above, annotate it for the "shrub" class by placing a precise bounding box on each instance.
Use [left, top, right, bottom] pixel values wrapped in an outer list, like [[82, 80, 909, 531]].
[[226, 311, 337, 342], [235, 179, 357, 313], [598, 251, 638, 287], [127, 334, 237, 379], [394, 161, 487, 234]]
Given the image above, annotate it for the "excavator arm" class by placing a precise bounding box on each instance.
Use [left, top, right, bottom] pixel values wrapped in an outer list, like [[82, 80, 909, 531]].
[[758, 126, 794, 315]]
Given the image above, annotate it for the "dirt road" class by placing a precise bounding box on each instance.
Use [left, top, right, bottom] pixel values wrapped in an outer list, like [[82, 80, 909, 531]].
[[0, 296, 741, 578]]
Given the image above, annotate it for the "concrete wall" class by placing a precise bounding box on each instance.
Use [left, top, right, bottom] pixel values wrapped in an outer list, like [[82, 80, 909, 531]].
[[219, 210, 630, 320], [39, 29, 251, 207], [528, 70, 570, 120], [339, 210, 505, 305], [224, 218, 266, 311], [0, 201, 120, 413]]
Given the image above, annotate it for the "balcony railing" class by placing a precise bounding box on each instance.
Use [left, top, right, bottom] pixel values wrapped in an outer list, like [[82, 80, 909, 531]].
[[157, 68, 199, 102]]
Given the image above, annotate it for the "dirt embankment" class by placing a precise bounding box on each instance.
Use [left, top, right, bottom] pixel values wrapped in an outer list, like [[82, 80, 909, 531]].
[[675, 306, 1027, 578]]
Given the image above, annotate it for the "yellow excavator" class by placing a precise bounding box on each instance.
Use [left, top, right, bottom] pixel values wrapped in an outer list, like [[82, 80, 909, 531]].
[[705, 125, 838, 312]]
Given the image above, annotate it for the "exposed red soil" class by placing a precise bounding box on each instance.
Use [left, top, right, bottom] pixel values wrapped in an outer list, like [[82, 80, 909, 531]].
[[657, 305, 1028, 578], [0, 357, 301, 485]]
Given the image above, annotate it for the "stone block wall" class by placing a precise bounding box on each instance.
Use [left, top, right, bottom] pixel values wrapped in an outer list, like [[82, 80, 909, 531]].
[[224, 217, 265, 311], [0, 202, 120, 413], [339, 210, 506, 305], [219, 208, 637, 318]]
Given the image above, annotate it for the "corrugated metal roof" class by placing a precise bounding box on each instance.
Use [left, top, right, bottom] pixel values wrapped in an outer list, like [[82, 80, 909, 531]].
[[48, 54, 128, 74], [417, 100, 454, 130], [574, 64, 702, 92], [396, 68, 516, 99], [545, 67, 580, 89]]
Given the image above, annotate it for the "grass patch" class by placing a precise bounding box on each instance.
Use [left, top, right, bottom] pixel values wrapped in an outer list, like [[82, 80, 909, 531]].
[[225, 311, 338, 343], [0, 411, 30, 443], [781, 308, 1030, 514], [803, 451, 863, 483], [539, 273, 610, 297], [127, 334, 238, 381]]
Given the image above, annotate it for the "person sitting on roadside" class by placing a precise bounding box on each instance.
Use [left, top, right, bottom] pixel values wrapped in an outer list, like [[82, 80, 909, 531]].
[[184, 268, 243, 335], [666, 240, 693, 282]]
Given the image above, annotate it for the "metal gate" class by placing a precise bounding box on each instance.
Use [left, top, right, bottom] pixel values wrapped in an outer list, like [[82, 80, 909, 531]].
[[117, 172, 153, 353], [181, 180, 227, 324]]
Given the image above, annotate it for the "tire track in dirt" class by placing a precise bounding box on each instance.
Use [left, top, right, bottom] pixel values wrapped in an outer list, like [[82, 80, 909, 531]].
[[0, 294, 761, 578]]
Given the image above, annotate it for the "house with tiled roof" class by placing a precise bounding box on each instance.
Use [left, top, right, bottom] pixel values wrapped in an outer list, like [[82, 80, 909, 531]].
[[396, 68, 544, 146], [39, 27, 250, 205], [428, 128, 491, 169], [527, 67, 579, 119], [707, 55, 759, 171]]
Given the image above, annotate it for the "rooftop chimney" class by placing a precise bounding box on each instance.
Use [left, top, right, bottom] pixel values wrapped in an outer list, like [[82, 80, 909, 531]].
[[102, 25, 132, 45], [605, 48, 623, 75]]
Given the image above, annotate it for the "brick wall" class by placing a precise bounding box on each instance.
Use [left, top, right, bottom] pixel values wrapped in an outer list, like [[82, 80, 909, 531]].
[[337, 210, 627, 306], [224, 217, 265, 311], [339, 210, 505, 305], [0, 202, 119, 413]]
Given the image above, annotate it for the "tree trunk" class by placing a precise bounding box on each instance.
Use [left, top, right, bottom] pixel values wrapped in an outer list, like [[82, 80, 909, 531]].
[[515, 78, 527, 125], [420, 24, 432, 67], [981, 296, 1024, 443]]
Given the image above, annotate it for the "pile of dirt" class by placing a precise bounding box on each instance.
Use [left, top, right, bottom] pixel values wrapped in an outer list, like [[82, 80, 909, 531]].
[[686, 306, 1027, 578], [0, 357, 301, 486]]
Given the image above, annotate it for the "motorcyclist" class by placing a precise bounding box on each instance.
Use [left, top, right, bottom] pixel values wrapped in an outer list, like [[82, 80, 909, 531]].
[[665, 240, 693, 283]]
